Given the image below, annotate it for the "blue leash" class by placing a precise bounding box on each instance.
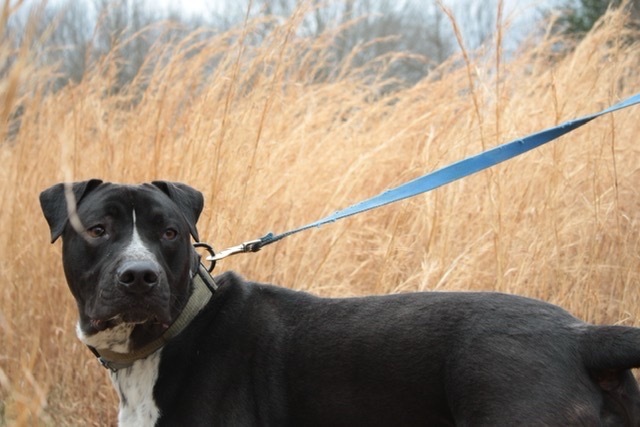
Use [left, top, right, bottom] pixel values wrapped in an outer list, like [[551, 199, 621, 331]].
[[208, 92, 640, 263]]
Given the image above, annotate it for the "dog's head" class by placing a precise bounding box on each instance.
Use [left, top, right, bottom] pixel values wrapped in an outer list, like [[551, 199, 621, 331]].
[[40, 180, 204, 352]]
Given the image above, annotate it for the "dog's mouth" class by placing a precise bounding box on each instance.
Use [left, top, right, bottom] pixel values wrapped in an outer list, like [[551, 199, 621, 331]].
[[89, 306, 172, 332], [90, 315, 170, 331]]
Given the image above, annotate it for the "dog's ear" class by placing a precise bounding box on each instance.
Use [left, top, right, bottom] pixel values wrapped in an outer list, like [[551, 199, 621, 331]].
[[39, 179, 104, 243], [151, 181, 204, 241]]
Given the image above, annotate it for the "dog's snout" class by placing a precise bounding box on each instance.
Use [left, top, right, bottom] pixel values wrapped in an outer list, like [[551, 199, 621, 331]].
[[117, 261, 160, 293]]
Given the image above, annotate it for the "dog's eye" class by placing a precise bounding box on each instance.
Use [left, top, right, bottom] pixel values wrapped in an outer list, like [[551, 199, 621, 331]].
[[86, 225, 106, 238], [162, 228, 178, 241]]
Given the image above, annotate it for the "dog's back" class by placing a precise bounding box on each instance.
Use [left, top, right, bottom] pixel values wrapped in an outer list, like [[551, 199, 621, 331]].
[[155, 272, 640, 426]]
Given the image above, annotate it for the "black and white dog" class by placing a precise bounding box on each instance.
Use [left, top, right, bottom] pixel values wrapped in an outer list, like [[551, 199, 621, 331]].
[[40, 180, 640, 426]]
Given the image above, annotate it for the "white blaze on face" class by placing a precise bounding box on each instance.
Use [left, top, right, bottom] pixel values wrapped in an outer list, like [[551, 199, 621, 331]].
[[123, 209, 158, 262]]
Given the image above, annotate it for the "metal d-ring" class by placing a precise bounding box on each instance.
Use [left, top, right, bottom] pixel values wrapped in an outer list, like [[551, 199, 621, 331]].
[[193, 243, 216, 272]]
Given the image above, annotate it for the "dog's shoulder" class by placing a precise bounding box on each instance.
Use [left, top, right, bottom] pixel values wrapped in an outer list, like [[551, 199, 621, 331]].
[[212, 270, 315, 303]]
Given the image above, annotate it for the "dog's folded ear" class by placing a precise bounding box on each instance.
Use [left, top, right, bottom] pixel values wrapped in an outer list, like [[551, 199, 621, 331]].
[[39, 179, 104, 243], [151, 181, 204, 242]]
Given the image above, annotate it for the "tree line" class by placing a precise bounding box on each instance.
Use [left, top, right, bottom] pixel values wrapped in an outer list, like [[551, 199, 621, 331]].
[[3, 0, 638, 104]]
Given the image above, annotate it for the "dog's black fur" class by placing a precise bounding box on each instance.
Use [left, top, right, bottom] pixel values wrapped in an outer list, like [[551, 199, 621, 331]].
[[41, 180, 640, 426]]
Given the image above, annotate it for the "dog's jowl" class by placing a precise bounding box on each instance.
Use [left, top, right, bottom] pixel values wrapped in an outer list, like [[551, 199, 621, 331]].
[[41, 180, 640, 426]]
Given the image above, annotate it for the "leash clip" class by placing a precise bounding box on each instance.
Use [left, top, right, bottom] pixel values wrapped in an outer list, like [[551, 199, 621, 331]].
[[207, 238, 263, 262], [193, 243, 217, 272]]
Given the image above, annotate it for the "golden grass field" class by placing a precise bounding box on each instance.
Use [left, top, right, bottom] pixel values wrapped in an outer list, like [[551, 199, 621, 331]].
[[1, 3, 640, 426]]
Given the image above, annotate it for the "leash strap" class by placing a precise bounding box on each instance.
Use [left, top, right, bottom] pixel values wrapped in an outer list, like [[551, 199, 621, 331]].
[[209, 92, 640, 262]]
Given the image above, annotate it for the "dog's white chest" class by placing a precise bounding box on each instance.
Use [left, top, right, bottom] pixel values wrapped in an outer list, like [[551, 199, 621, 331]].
[[111, 350, 162, 427]]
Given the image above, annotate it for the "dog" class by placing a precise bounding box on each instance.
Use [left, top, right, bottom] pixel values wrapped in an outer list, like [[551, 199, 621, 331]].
[[40, 179, 640, 426]]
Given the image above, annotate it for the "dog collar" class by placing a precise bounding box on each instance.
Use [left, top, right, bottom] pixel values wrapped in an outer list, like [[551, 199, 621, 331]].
[[88, 264, 217, 372]]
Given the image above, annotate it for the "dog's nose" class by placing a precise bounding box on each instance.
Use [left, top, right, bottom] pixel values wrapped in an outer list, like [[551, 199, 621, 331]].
[[116, 261, 160, 294]]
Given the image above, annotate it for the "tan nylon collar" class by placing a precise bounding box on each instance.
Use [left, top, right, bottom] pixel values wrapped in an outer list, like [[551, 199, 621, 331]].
[[89, 264, 216, 371]]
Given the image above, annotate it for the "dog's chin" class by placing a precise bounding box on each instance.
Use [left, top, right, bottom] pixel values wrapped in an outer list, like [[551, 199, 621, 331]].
[[90, 311, 171, 332]]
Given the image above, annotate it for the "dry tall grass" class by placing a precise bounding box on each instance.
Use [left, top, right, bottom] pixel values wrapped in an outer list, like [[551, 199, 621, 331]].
[[1, 3, 639, 426]]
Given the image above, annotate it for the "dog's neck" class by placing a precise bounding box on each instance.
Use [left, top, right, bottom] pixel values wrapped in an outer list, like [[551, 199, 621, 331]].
[[80, 265, 217, 371]]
